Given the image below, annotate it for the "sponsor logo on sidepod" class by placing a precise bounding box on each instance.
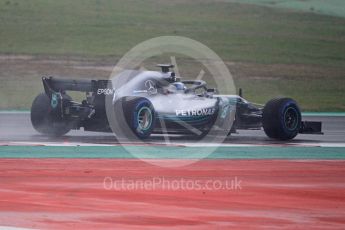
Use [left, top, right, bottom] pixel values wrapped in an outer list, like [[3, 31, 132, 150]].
[[97, 88, 115, 95], [175, 108, 215, 116]]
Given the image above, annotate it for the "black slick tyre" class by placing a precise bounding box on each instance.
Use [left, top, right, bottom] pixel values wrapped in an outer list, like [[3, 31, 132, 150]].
[[262, 98, 301, 140], [120, 97, 155, 139], [31, 93, 72, 136]]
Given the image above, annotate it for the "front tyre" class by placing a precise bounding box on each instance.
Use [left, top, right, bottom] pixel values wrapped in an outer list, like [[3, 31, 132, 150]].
[[31, 93, 72, 136], [262, 98, 301, 140]]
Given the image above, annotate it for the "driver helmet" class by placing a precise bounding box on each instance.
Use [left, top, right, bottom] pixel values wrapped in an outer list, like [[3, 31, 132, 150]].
[[172, 82, 186, 91]]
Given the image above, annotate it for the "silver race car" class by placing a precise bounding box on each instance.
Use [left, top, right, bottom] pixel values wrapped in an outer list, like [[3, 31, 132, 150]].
[[31, 64, 322, 140]]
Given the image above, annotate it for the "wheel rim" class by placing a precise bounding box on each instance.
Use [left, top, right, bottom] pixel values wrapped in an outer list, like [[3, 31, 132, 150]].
[[137, 106, 152, 131], [284, 107, 299, 131]]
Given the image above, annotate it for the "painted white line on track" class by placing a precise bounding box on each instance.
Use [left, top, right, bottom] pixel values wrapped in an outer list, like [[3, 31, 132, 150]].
[[181, 143, 345, 147], [1, 141, 114, 147], [302, 112, 345, 117], [318, 143, 345, 147], [0, 111, 30, 114], [1, 141, 345, 148]]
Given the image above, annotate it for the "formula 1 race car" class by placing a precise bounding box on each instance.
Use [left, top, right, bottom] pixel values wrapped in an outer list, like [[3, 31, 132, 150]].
[[31, 64, 322, 140]]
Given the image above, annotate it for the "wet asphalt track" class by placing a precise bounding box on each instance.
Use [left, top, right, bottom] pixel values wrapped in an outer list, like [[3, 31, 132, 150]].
[[0, 112, 344, 146]]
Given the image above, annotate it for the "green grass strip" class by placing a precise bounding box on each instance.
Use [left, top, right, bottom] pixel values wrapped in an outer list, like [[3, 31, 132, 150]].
[[0, 146, 344, 159]]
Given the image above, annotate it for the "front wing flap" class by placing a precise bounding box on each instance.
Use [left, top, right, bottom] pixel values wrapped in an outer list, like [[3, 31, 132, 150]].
[[299, 121, 323, 134]]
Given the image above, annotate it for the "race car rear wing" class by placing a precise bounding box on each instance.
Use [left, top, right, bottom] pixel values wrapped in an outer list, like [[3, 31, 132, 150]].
[[41, 76, 113, 120], [42, 76, 112, 96]]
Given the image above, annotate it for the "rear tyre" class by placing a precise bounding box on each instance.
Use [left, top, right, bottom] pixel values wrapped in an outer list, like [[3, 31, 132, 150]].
[[121, 97, 155, 139], [31, 93, 72, 136], [262, 98, 301, 140]]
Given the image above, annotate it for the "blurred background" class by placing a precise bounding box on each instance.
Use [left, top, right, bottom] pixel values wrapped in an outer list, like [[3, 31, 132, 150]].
[[0, 0, 344, 111]]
